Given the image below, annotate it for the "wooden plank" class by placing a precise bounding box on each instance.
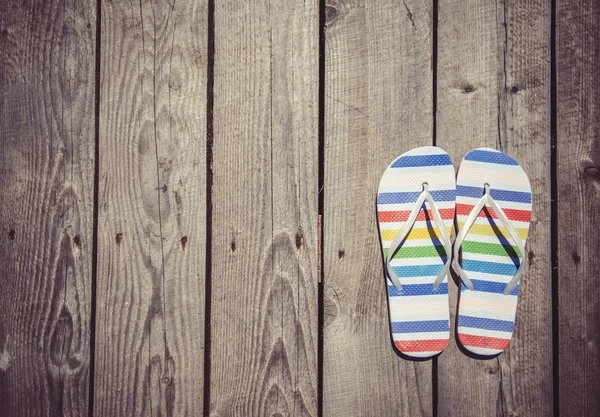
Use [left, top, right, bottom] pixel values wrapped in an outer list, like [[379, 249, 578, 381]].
[[557, 1, 600, 415], [94, 0, 207, 415], [323, 1, 434, 415], [208, 0, 319, 415], [436, 0, 552, 415], [0, 0, 96, 415]]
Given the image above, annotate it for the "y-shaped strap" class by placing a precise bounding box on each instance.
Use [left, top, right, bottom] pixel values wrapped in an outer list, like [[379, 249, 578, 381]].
[[386, 183, 453, 292], [453, 184, 526, 295]]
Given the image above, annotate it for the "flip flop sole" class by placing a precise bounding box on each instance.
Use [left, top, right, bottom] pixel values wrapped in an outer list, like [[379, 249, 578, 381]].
[[455, 148, 532, 356], [377, 146, 455, 358]]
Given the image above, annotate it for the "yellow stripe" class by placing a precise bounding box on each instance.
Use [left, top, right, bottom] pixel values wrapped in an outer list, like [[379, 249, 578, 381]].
[[457, 222, 529, 240], [381, 226, 453, 241]]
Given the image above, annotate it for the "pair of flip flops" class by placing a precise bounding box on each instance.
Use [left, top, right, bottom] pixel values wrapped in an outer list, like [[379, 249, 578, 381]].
[[377, 146, 531, 358]]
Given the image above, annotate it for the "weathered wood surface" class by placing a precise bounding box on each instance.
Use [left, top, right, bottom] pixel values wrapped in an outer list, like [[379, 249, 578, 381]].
[[322, 0, 435, 415], [436, 0, 552, 416], [94, 0, 207, 415], [0, 0, 96, 415], [208, 0, 319, 415], [2, 0, 600, 415], [557, 0, 600, 415]]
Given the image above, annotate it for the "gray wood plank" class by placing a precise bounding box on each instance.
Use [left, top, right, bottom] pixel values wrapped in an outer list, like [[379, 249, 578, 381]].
[[436, 0, 552, 415], [208, 0, 319, 415], [0, 0, 96, 415], [323, 1, 435, 415], [557, 1, 600, 415], [94, 0, 207, 414]]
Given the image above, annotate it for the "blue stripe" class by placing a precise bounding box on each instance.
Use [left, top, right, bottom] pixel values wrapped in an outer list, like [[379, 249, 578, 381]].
[[464, 150, 519, 165], [391, 264, 445, 278], [391, 320, 449, 333], [462, 260, 518, 276], [462, 279, 519, 295], [378, 189, 456, 204], [456, 185, 531, 204], [458, 315, 514, 332], [391, 154, 452, 168], [389, 283, 449, 297]]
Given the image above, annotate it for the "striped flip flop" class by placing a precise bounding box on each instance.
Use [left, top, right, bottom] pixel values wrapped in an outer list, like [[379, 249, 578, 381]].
[[454, 148, 532, 356], [377, 146, 456, 358]]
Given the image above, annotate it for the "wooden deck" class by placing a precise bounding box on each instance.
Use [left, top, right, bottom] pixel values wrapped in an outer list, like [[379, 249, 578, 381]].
[[0, 0, 598, 415]]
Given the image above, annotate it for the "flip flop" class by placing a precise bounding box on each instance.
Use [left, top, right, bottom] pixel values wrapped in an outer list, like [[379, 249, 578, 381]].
[[377, 146, 455, 358], [454, 148, 532, 356]]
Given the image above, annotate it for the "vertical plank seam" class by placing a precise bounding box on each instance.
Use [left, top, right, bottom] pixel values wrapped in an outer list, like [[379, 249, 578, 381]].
[[317, 0, 326, 415], [550, 0, 559, 414], [89, 0, 102, 415], [432, 0, 439, 413], [497, 2, 509, 415], [203, 0, 216, 412], [496, 0, 508, 152], [431, 0, 439, 413], [432, 0, 439, 147]]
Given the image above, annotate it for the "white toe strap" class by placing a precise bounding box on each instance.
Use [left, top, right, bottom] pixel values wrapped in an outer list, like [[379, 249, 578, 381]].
[[453, 184, 526, 295], [386, 183, 453, 292]]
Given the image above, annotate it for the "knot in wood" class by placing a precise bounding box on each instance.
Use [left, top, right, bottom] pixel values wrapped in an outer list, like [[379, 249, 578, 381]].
[[325, 5, 338, 26], [584, 166, 600, 180]]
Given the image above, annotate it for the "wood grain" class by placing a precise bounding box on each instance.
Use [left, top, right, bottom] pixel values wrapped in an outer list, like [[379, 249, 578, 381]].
[[95, 0, 207, 415], [557, 1, 600, 415], [0, 0, 96, 415], [323, 0, 435, 415], [208, 0, 319, 415], [436, 0, 552, 415]]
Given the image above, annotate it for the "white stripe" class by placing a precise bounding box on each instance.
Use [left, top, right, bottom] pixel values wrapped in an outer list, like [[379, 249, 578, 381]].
[[390, 306, 449, 322], [379, 220, 454, 231], [378, 182, 455, 194], [389, 257, 446, 266], [458, 297, 518, 315], [387, 275, 443, 286], [381, 239, 450, 249], [457, 233, 527, 246], [459, 178, 531, 193], [377, 200, 456, 212], [387, 293, 449, 305], [393, 331, 450, 341], [390, 308, 450, 322], [389, 220, 453, 230], [456, 215, 530, 230], [458, 165, 530, 186], [459, 309, 515, 322], [379, 168, 455, 185], [457, 270, 515, 284], [457, 327, 513, 340], [379, 169, 455, 188], [459, 159, 527, 174], [459, 290, 518, 303], [456, 196, 532, 211], [461, 252, 521, 265]]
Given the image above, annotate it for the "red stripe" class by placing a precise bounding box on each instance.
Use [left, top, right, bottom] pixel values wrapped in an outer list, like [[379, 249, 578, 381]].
[[379, 208, 455, 223], [456, 204, 531, 223], [458, 334, 510, 350], [395, 339, 449, 353]]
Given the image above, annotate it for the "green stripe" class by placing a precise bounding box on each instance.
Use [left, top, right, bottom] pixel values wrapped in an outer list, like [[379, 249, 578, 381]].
[[384, 245, 447, 259], [461, 241, 522, 258]]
